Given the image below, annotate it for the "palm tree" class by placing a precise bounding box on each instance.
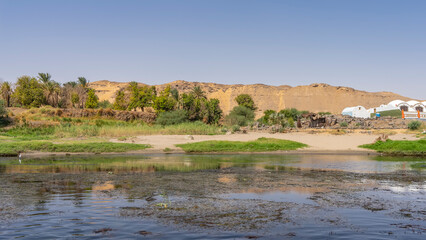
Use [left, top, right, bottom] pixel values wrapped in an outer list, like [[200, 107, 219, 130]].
[[191, 86, 206, 99], [44, 81, 61, 107], [78, 77, 88, 88], [1, 82, 12, 107], [38, 73, 52, 84], [64, 81, 77, 88]]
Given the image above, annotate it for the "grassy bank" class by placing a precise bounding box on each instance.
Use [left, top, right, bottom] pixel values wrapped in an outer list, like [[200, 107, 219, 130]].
[[0, 141, 150, 156], [176, 137, 307, 153], [360, 139, 426, 156], [0, 121, 223, 140]]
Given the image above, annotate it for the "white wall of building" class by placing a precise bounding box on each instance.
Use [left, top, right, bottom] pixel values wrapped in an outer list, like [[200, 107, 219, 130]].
[[342, 99, 425, 119]]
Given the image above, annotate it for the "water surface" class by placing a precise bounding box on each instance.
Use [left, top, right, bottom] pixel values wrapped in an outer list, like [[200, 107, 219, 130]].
[[0, 154, 424, 239]]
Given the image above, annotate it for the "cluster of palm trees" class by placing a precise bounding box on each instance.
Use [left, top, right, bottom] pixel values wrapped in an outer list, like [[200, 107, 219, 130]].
[[0, 73, 92, 108]]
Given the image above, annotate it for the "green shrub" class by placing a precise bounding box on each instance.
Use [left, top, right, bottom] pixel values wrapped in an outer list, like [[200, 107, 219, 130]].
[[156, 110, 189, 126], [98, 100, 113, 109], [288, 118, 295, 128], [408, 121, 422, 130], [231, 125, 240, 133], [225, 106, 255, 126], [318, 112, 331, 115], [235, 94, 256, 110], [0, 100, 6, 116], [340, 121, 348, 127]]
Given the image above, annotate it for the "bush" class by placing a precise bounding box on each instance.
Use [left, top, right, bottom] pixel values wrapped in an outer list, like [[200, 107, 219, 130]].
[[235, 94, 256, 110], [225, 106, 255, 126], [98, 100, 113, 109], [408, 121, 422, 130], [156, 110, 189, 126], [340, 121, 348, 127], [0, 99, 6, 116], [231, 125, 240, 133]]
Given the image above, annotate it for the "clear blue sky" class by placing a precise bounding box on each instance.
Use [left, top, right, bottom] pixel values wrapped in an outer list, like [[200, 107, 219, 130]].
[[0, 0, 424, 99]]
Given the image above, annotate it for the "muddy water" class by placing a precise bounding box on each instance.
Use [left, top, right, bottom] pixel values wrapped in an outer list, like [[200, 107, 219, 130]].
[[0, 154, 424, 239]]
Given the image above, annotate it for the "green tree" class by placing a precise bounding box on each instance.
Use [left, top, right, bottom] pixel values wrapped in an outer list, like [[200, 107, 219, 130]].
[[0, 99, 6, 116], [152, 85, 177, 113], [78, 77, 88, 88], [191, 86, 206, 100], [71, 93, 80, 108], [13, 76, 45, 107], [37, 72, 51, 84], [44, 80, 61, 107], [85, 89, 98, 109], [113, 90, 128, 110], [0, 82, 12, 107], [225, 106, 255, 126], [235, 94, 256, 111], [127, 82, 156, 111], [201, 98, 222, 125]]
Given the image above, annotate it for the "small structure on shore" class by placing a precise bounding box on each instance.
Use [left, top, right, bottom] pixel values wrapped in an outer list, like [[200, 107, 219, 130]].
[[341, 106, 370, 118]]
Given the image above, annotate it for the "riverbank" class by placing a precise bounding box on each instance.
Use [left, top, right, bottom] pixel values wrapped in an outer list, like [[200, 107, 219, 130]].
[[3, 131, 421, 157], [112, 131, 418, 153]]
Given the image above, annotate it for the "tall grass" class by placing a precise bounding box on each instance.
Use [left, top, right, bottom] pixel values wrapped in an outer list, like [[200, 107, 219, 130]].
[[1, 119, 222, 140], [55, 121, 222, 138]]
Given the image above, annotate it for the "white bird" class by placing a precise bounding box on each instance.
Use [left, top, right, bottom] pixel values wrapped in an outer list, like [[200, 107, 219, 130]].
[[19, 153, 22, 164]]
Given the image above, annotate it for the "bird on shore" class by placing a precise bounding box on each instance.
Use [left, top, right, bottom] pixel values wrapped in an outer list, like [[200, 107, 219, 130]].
[[18, 152, 22, 164]]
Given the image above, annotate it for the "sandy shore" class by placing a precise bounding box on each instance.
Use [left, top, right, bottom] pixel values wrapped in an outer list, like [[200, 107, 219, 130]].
[[111, 131, 417, 154]]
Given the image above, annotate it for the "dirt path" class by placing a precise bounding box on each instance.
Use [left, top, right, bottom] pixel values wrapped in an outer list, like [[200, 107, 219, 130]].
[[112, 132, 417, 153]]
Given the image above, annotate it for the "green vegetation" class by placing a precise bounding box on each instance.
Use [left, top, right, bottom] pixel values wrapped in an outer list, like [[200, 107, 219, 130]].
[[1, 81, 12, 107], [176, 137, 307, 152], [360, 139, 426, 156], [257, 108, 308, 127], [0, 141, 150, 156], [1, 120, 222, 139], [152, 85, 177, 112], [370, 109, 402, 118], [13, 75, 45, 107], [0, 126, 55, 140], [0, 99, 6, 116], [225, 106, 255, 126], [410, 162, 426, 169], [408, 120, 422, 130], [85, 89, 99, 108], [318, 112, 331, 115], [235, 94, 256, 111], [340, 121, 348, 127], [98, 100, 112, 109], [156, 110, 188, 125]]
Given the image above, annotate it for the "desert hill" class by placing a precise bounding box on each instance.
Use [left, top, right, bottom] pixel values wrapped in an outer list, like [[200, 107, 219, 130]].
[[89, 80, 415, 118]]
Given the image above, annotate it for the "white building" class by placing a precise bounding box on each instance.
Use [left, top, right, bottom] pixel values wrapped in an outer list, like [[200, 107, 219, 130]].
[[341, 106, 370, 118], [342, 99, 426, 119]]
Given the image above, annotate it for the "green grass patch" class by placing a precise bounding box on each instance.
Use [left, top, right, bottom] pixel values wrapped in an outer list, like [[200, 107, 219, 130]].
[[370, 109, 402, 118], [410, 162, 426, 169], [176, 137, 307, 153], [0, 141, 150, 156], [0, 126, 55, 140], [360, 139, 426, 156]]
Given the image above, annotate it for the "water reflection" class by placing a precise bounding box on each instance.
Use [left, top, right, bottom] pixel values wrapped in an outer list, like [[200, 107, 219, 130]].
[[0, 154, 424, 174], [0, 154, 424, 239]]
